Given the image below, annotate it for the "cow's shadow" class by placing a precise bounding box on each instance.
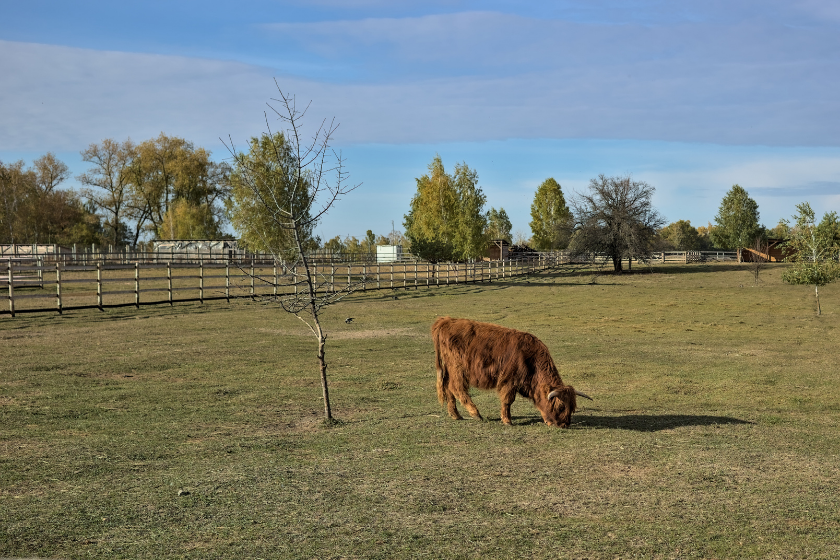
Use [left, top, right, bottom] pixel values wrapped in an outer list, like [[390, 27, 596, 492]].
[[511, 413, 753, 431]]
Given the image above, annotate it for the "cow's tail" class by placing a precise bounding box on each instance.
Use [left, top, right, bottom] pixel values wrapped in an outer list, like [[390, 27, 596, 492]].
[[435, 347, 448, 405], [432, 321, 448, 405]]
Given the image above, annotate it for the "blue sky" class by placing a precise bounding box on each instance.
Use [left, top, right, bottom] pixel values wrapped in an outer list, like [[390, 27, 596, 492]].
[[2, 0, 840, 240]]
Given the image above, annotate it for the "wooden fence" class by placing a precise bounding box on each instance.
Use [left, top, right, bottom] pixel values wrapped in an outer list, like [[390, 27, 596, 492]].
[[2, 255, 560, 317], [658, 250, 738, 263], [2, 249, 751, 317], [2, 244, 415, 265]]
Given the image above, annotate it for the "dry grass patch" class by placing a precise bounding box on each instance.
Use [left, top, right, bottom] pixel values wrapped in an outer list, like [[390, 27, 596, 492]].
[[2, 263, 840, 558]]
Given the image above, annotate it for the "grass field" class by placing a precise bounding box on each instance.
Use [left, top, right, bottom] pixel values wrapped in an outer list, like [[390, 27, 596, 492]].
[[1, 263, 839, 559]]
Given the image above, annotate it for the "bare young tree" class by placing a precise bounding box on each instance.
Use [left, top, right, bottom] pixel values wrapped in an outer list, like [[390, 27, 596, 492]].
[[224, 84, 360, 421], [746, 236, 770, 285]]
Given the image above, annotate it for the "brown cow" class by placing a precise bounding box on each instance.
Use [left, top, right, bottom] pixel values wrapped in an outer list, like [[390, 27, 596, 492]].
[[432, 317, 591, 428]]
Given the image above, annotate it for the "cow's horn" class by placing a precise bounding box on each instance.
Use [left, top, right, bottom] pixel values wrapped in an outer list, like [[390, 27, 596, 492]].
[[547, 389, 561, 400], [575, 389, 593, 401]]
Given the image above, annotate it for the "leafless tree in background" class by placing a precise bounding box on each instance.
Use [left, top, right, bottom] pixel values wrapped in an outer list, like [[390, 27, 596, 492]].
[[569, 175, 665, 273], [748, 237, 770, 285]]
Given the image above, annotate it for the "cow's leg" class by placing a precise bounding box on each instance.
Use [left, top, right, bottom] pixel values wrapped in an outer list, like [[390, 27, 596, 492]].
[[445, 389, 463, 420], [499, 387, 516, 425], [453, 387, 483, 421]]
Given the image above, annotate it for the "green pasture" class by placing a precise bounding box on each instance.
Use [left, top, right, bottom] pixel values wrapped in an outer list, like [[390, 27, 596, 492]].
[[1, 263, 839, 559]]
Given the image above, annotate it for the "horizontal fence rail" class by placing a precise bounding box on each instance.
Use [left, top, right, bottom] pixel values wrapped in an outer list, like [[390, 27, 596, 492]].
[[1, 244, 744, 266], [656, 250, 739, 263], [2, 254, 563, 317], [1, 249, 757, 317]]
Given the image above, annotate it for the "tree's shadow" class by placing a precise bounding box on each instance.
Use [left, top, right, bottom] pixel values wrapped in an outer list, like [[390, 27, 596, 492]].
[[510, 412, 753, 431], [635, 263, 758, 275]]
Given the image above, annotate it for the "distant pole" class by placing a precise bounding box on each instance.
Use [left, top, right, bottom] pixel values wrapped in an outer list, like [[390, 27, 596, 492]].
[[8, 260, 14, 317], [56, 262, 62, 315], [96, 263, 103, 311]]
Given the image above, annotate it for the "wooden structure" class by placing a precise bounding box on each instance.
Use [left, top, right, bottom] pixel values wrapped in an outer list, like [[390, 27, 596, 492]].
[[486, 239, 510, 260], [740, 239, 790, 262]]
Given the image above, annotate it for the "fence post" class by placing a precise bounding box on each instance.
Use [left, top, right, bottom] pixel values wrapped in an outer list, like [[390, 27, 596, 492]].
[[168, 261, 173, 306], [199, 260, 204, 304], [414, 262, 418, 289], [293, 265, 297, 296], [8, 260, 14, 317], [348, 264, 351, 290], [250, 259, 255, 299], [226, 261, 230, 303], [56, 262, 62, 315], [377, 263, 381, 289], [363, 264, 367, 291], [331, 265, 335, 293], [135, 262, 140, 309], [96, 263, 103, 311], [274, 261, 278, 298]]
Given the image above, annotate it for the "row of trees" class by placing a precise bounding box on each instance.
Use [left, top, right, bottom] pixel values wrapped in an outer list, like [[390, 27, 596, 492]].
[[1, 134, 231, 248], [660, 184, 835, 253], [5, 144, 837, 278], [78, 134, 230, 245], [401, 159, 577, 262], [400, 159, 839, 283], [1, 155, 105, 245], [403, 156, 488, 262], [401, 157, 664, 272]]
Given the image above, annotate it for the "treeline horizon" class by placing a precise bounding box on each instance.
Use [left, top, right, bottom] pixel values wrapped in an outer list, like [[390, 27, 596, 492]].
[[2, 139, 836, 257]]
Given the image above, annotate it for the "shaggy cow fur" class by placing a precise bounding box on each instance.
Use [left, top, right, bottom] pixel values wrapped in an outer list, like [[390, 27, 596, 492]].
[[432, 317, 589, 428]]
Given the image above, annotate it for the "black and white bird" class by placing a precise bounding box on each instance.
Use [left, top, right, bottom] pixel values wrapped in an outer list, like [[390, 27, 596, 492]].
[[345, 317, 354, 324]]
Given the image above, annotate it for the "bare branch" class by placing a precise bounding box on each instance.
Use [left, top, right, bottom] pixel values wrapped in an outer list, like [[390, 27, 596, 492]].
[[224, 84, 364, 421]]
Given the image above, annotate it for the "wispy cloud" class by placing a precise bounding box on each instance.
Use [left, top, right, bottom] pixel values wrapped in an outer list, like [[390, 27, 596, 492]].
[[0, 40, 281, 151], [4, 29, 840, 153], [751, 181, 840, 197]]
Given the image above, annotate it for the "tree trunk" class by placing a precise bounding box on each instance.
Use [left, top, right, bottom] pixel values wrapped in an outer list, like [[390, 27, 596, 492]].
[[296, 223, 334, 421], [317, 328, 332, 419], [612, 254, 623, 273], [816, 284, 821, 316]]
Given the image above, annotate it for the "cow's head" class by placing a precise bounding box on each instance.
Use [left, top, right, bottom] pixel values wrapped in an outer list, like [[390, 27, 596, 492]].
[[545, 386, 592, 428]]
